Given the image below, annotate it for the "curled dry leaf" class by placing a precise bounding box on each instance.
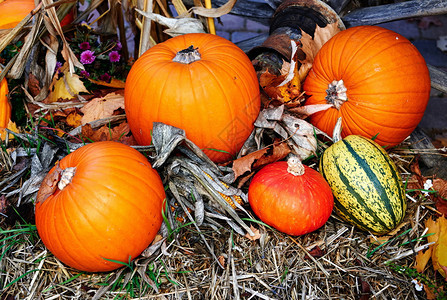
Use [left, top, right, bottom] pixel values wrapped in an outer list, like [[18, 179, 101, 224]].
[[244, 225, 261, 241], [232, 141, 291, 180], [191, 0, 237, 18], [298, 22, 342, 81], [80, 122, 137, 145], [35, 163, 63, 205], [135, 9, 205, 37], [80, 92, 125, 125], [46, 63, 89, 103], [66, 112, 82, 128]]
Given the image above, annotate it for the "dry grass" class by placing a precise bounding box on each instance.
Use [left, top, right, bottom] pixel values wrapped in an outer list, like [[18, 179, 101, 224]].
[[1, 140, 446, 299]]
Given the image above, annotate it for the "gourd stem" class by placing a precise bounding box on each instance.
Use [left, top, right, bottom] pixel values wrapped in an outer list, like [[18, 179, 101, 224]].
[[326, 79, 347, 110], [332, 117, 343, 143], [172, 45, 201, 64], [58, 167, 76, 190], [287, 156, 305, 176]]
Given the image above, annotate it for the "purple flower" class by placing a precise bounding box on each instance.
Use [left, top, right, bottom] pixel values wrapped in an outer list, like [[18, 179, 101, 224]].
[[99, 73, 112, 83], [54, 61, 62, 74], [108, 51, 121, 63], [80, 70, 90, 77], [113, 41, 122, 51], [80, 50, 96, 64], [79, 42, 91, 51]]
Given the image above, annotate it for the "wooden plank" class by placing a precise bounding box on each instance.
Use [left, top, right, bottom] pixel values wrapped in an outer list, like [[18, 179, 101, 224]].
[[209, 0, 276, 25], [429, 65, 447, 94], [342, 0, 447, 27], [408, 127, 447, 179]]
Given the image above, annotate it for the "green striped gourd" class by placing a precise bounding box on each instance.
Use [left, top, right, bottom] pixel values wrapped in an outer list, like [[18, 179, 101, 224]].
[[319, 135, 406, 235]]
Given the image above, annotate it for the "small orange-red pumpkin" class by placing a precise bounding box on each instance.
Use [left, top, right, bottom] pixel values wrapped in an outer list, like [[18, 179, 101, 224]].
[[303, 25, 431, 147], [248, 157, 334, 236], [124, 33, 261, 163], [35, 141, 166, 272]]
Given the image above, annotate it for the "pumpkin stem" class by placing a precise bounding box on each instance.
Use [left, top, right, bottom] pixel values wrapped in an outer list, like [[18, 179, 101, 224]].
[[326, 80, 347, 109], [172, 45, 201, 64], [287, 156, 305, 176], [58, 167, 76, 190]]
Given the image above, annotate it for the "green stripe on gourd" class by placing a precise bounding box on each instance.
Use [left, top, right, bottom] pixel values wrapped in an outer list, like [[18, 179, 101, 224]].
[[319, 134, 406, 235]]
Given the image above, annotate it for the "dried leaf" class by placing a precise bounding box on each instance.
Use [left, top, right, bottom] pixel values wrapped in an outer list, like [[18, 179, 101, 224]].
[[35, 164, 62, 205], [66, 112, 83, 128], [87, 78, 126, 89], [288, 103, 334, 118], [28, 73, 41, 97], [0, 195, 7, 215], [80, 122, 137, 145], [135, 9, 205, 37], [425, 216, 447, 278], [244, 225, 261, 241], [80, 92, 124, 124], [304, 246, 326, 259], [299, 23, 342, 81], [259, 68, 302, 103], [232, 141, 290, 179], [191, 0, 237, 18], [432, 178, 447, 198], [218, 255, 226, 267], [0, 120, 19, 141], [47, 64, 89, 103], [415, 246, 433, 273]]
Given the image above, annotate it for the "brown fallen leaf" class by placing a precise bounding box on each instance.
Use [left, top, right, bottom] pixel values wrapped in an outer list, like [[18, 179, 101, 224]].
[[66, 111, 83, 128], [0, 195, 8, 216], [232, 141, 291, 180], [80, 122, 138, 145], [433, 178, 447, 198], [87, 78, 126, 89], [244, 225, 261, 241], [218, 255, 226, 268], [80, 92, 125, 125], [299, 22, 342, 81], [28, 73, 41, 97], [304, 246, 326, 259], [35, 164, 63, 205]]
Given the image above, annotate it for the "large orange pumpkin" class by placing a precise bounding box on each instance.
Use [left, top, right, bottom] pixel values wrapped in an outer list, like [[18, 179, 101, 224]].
[[35, 141, 166, 272], [0, 0, 73, 29], [0, 78, 11, 128], [124, 33, 261, 163], [303, 26, 431, 147]]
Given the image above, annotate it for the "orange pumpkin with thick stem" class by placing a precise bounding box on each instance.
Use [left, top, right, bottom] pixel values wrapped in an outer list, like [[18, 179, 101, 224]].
[[124, 33, 261, 163], [248, 156, 334, 236], [35, 141, 166, 272], [303, 25, 431, 147], [0, 0, 73, 29], [0, 78, 11, 128]]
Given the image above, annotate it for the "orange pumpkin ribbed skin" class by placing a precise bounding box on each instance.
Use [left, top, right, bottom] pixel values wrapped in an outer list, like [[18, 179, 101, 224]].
[[248, 160, 334, 236], [0, 0, 73, 29], [35, 141, 166, 272], [0, 0, 35, 29], [124, 33, 261, 163], [0, 78, 11, 128], [303, 26, 431, 147]]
